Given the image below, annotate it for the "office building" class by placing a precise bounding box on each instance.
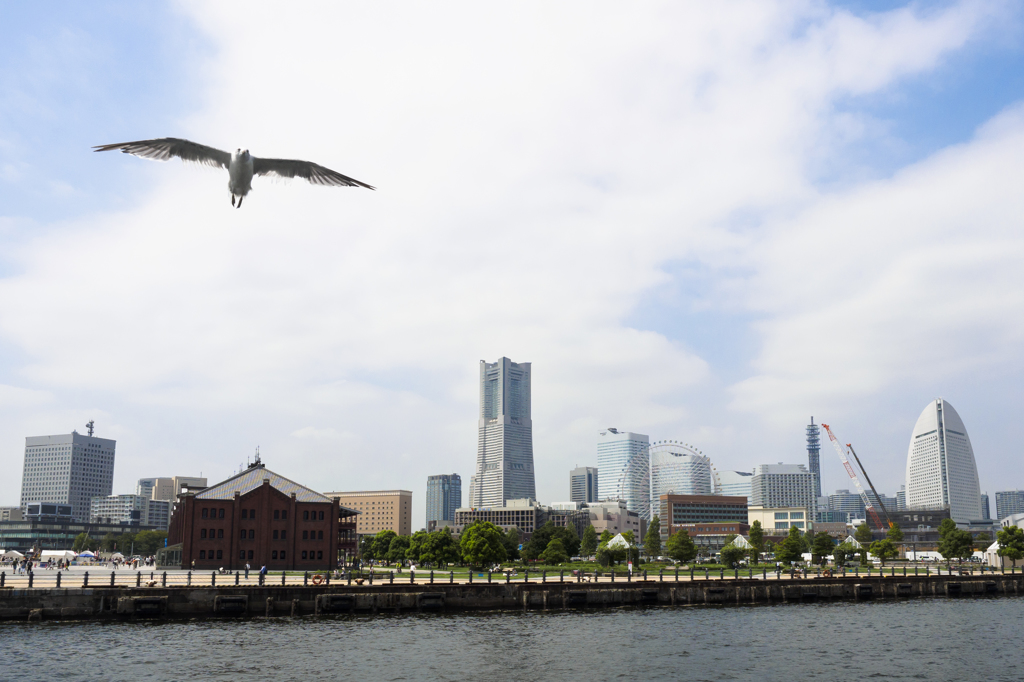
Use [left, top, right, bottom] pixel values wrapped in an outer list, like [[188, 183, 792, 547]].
[[90, 494, 144, 525], [569, 466, 598, 504], [995, 491, 1024, 521], [896, 485, 906, 511], [0, 507, 23, 522], [584, 499, 644, 539], [324, 490, 413, 536], [717, 471, 753, 502], [905, 398, 982, 524], [827, 490, 865, 519], [138, 476, 208, 502], [454, 498, 548, 535], [981, 494, 990, 520], [750, 464, 816, 514], [747, 506, 811, 534], [596, 428, 649, 509], [144, 498, 171, 530], [168, 460, 359, 570], [0, 517, 159, 554], [649, 442, 713, 499], [470, 357, 535, 507], [807, 417, 821, 499], [659, 494, 748, 541], [426, 474, 461, 525], [20, 427, 116, 522]]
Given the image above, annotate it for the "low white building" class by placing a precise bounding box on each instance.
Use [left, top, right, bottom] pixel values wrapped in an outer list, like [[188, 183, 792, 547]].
[[984, 540, 1023, 569]]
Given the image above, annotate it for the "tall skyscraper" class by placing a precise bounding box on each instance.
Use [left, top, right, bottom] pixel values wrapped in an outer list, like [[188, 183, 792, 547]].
[[20, 427, 116, 522], [995, 490, 1024, 520], [426, 474, 462, 524], [981, 493, 990, 521], [750, 463, 816, 512], [905, 398, 982, 525], [717, 471, 754, 502], [596, 428, 649, 507], [569, 466, 598, 503], [896, 485, 907, 511], [807, 417, 821, 499], [470, 357, 535, 507]]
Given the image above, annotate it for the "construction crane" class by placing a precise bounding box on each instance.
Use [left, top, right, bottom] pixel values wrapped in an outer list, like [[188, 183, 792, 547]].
[[821, 423, 891, 531], [847, 442, 893, 529]]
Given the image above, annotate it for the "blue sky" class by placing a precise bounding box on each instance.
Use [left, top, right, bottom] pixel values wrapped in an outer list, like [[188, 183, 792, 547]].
[[2, 1, 1023, 529]]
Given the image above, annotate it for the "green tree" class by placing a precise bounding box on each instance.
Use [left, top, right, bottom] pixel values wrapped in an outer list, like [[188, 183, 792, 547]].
[[974, 531, 991, 546], [870, 538, 898, 566], [405, 530, 428, 564], [723, 533, 737, 547], [622, 530, 636, 546], [539, 538, 569, 565], [595, 545, 612, 567], [665, 529, 697, 563], [644, 517, 662, 558], [557, 523, 581, 558], [996, 525, 1024, 562], [833, 542, 854, 567], [502, 526, 521, 561], [854, 522, 874, 545], [599, 530, 614, 546], [386, 536, 411, 564], [460, 521, 507, 567], [133, 530, 168, 556], [419, 528, 460, 567], [581, 525, 598, 557], [359, 535, 375, 561], [812, 531, 835, 565], [522, 522, 553, 561], [887, 522, 904, 543], [776, 525, 804, 565], [801, 530, 814, 553], [748, 521, 765, 563], [100, 532, 119, 553], [72, 532, 97, 553], [938, 524, 975, 566], [720, 543, 745, 567], [372, 530, 398, 562]]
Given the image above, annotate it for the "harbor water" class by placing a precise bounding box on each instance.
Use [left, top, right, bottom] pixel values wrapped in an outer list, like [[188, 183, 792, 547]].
[[3, 596, 1021, 680]]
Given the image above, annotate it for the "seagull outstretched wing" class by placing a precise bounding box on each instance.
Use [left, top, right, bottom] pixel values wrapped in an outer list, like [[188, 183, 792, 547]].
[[253, 157, 375, 190], [93, 138, 231, 169]]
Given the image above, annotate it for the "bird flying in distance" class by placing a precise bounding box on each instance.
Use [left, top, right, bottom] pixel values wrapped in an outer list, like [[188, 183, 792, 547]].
[[93, 137, 374, 208]]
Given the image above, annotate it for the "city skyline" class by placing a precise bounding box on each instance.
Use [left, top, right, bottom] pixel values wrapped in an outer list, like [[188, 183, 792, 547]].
[[3, 3, 1024, 531]]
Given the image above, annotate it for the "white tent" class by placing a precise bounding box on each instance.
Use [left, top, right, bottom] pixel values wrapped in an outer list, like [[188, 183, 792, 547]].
[[110, 552, 125, 559], [2, 550, 25, 558], [606, 534, 631, 549], [41, 550, 76, 560], [984, 541, 1023, 569], [731, 535, 753, 549]]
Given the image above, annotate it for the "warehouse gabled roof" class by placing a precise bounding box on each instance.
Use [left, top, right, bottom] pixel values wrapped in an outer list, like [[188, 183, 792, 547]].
[[196, 464, 330, 503]]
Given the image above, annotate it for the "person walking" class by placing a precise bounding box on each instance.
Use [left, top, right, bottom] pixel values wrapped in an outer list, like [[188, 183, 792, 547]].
[[245, 563, 250, 579]]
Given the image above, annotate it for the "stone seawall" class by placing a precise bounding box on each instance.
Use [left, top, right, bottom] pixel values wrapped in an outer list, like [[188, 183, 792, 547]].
[[2, 574, 1022, 621]]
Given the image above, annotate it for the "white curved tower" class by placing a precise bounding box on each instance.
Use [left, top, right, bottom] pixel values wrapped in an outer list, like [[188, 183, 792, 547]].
[[905, 398, 982, 525]]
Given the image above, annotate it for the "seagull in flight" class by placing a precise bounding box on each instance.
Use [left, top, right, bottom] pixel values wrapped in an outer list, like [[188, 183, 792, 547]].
[[93, 137, 374, 208]]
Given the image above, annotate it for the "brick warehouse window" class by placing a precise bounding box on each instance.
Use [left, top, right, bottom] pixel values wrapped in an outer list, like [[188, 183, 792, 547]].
[[240, 530, 246, 540], [218, 529, 224, 538], [273, 530, 279, 539], [250, 509, 255, 517], [247, 550, 253, 560], [303, 511, 309, 521], [302, 530, 308, 540], [274, 510, 280, 520], [201, 529, 207, 538], [281, 530, 286, 539], [282, 510, 287, 520], [319, 511, 324, 520], [318, 530, 323, 540], [302, 551, 307, 559], [317, 551, 323, 560], [202, 508, 208, 518], [280, 551, 286, 559], [218, 508, 225, 519], [248, 530, 255, 539], [217, 550, 223, 559], [272, 551, 278, 559], [200, 550, 206, 559], [239, 551, 244, 560], [242, 509, 248, 519]]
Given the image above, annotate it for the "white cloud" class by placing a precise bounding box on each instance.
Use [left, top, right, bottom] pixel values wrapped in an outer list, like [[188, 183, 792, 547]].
[[0, 0, 1019, 522]]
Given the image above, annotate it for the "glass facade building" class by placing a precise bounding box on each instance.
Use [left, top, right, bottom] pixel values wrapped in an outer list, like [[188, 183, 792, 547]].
[[470, 358, 534, 507], [20, 430, 116, 523], [569, 466, 598, 503], [426, 474, 462, 524], [596, 429, 649, 506]]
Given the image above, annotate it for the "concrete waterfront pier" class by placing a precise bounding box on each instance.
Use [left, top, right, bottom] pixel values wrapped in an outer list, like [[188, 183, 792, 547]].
[[2, 573, 1022, 621]]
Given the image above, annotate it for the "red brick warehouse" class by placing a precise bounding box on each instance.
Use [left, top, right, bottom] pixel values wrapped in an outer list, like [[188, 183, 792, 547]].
[[168, 461, 359, 571]]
